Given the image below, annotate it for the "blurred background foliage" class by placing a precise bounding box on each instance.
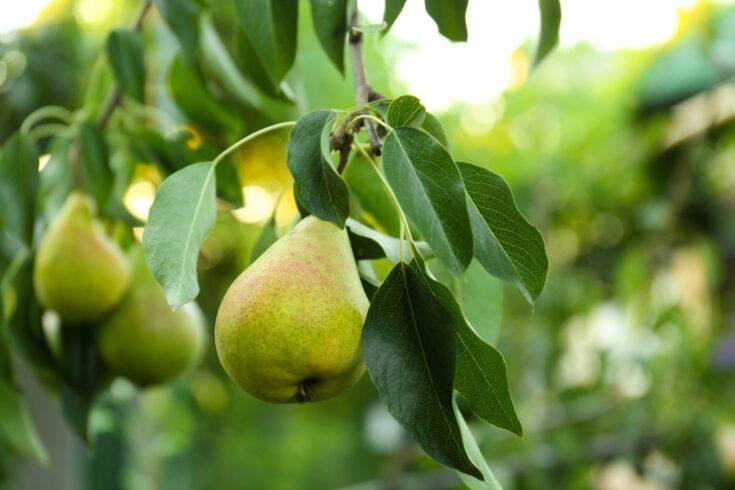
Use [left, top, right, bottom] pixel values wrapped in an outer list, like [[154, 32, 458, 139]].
[[2, 0, 735, 489]]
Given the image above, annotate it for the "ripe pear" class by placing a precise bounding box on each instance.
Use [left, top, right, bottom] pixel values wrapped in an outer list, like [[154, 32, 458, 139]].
[[97, 246, 207, 386], [215, 216, 369, 403], [33, 192, 130, 324]]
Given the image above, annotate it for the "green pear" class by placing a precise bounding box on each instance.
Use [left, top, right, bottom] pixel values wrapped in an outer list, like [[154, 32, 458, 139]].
[[98, 246, 207, 386], [215, 216, 369, 403], [33, 192, 130, 324]]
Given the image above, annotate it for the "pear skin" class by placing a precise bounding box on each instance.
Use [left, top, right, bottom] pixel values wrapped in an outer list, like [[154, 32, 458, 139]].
[[98, 246, 207, 386], [215, 216, 369, 403], [33, 192, 130, 324]]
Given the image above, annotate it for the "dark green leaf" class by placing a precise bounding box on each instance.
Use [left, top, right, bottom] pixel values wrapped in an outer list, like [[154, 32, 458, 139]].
[[215, 158, 244, 207], [200, 15, 293, 121], [459, 260, 503, 344], [234, 0, 298, 86], [143, 162, 217, 308], [0, 377, 47, 461], [459, 162, 548, 303], [38, 137, 73, 222], [287, 110, 349, 227], [153, 0, 200, 60], [386, 95, 426, 128], [106, 29, 146, 102], [78, 121, 113, 212], [383, 0, 408, 33], [251, 216, 278, 262], [309, 0, 348, 72], [363, 262, 482, 479], [421, 112, 449, 148], [346, 218, 431, 263], [534, 0, 561, 67], [0, 132, 38, 245], [424, 0, 468, 42], [409, 260, 522, 436], [168, 55, 241, 131], [382, 128, 472, 275], [343, 152, 400, 235]]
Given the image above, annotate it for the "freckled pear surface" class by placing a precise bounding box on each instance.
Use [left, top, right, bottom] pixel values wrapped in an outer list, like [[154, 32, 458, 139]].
[[98, 246, 207, 387], [33, 192, 131, 324], [215, 216, 370, 403]]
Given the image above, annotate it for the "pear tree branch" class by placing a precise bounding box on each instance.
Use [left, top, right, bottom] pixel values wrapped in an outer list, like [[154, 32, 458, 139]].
[[348, 2, 382, 158]]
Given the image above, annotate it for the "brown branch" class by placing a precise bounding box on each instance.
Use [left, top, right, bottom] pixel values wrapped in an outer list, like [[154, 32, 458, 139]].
[[348, 3, 382, 157], [96, 0, 153, 129]]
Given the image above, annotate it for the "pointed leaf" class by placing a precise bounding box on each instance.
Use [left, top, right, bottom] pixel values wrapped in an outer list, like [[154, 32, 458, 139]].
[[78, 122, 113, 212], [410, 261, 522, 436], [143, 162, 217, 308], [424, 0, 468, 42], [455, 400, 503, 490], [0, 132, 38, 245], [382, 128, 472, 275], [383, 0, 408, 33], [250, 216, 278, 262], [234, 0, 298, 86], [287, 110, 349, 227], [363, 262, 482, 479], [106, 29, 146, 102], [459, 162, 547, 303], [309, 0, 348, 72], [421, 112, 449, 148], [534, 0, 561, 67], [459, 260, 503, 344], [0, 377, 47, 462], [154, 0, 200, 60], [386, 95, 426, 129]]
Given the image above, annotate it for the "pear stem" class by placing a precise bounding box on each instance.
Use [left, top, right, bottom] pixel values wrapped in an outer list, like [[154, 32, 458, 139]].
[[211, 121, 297, 168]]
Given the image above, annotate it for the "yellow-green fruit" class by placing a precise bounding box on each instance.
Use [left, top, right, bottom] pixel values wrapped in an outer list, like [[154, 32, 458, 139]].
[[98, 246, 207, 386], [215, 216, 369, 403], [33, 192, 130, 324]]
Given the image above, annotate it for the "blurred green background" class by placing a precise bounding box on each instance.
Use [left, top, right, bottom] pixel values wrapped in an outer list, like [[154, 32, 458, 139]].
[[3, 0, 735, 489]]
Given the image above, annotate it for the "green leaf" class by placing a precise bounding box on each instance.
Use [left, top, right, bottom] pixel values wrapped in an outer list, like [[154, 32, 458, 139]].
[[409, 260, 522, 436], [38, 137, 73, 222], [362, 263, 482, 479], [455, 400, 504, 490], [382, 128, 472, 275], [0, 132, 38, 245], [386, 95, 426, 128], [234, 0, 298, 86], [78, 122, 113, 212], [251, 216, 278, 262], [153, 0, 200, 60], [458, 162, 548, 303], [309, 0, 348, 72], [353, 22, 387, 33], [106, 29, 146, 102], [362, 262, 482, 479], [168, 55, 241, 131], [200, 15, 293, 121], [287, 110, 349, 227], [534, 0, 561, 67], [143, 162, 217, 309], [343, 152, 400, 235], [383, 0, 408, 33], [0, 377, 47, 462], [424, 0, 468, 42], [459, 260, 503, 344], [421, 112, 449, 148], [346, 218, 431, 264]]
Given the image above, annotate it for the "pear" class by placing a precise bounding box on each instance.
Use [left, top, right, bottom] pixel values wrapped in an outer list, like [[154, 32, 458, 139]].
[[215, 216, 369, 403], [33, 192, 130, 324], [98, 246, 207, 386]]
